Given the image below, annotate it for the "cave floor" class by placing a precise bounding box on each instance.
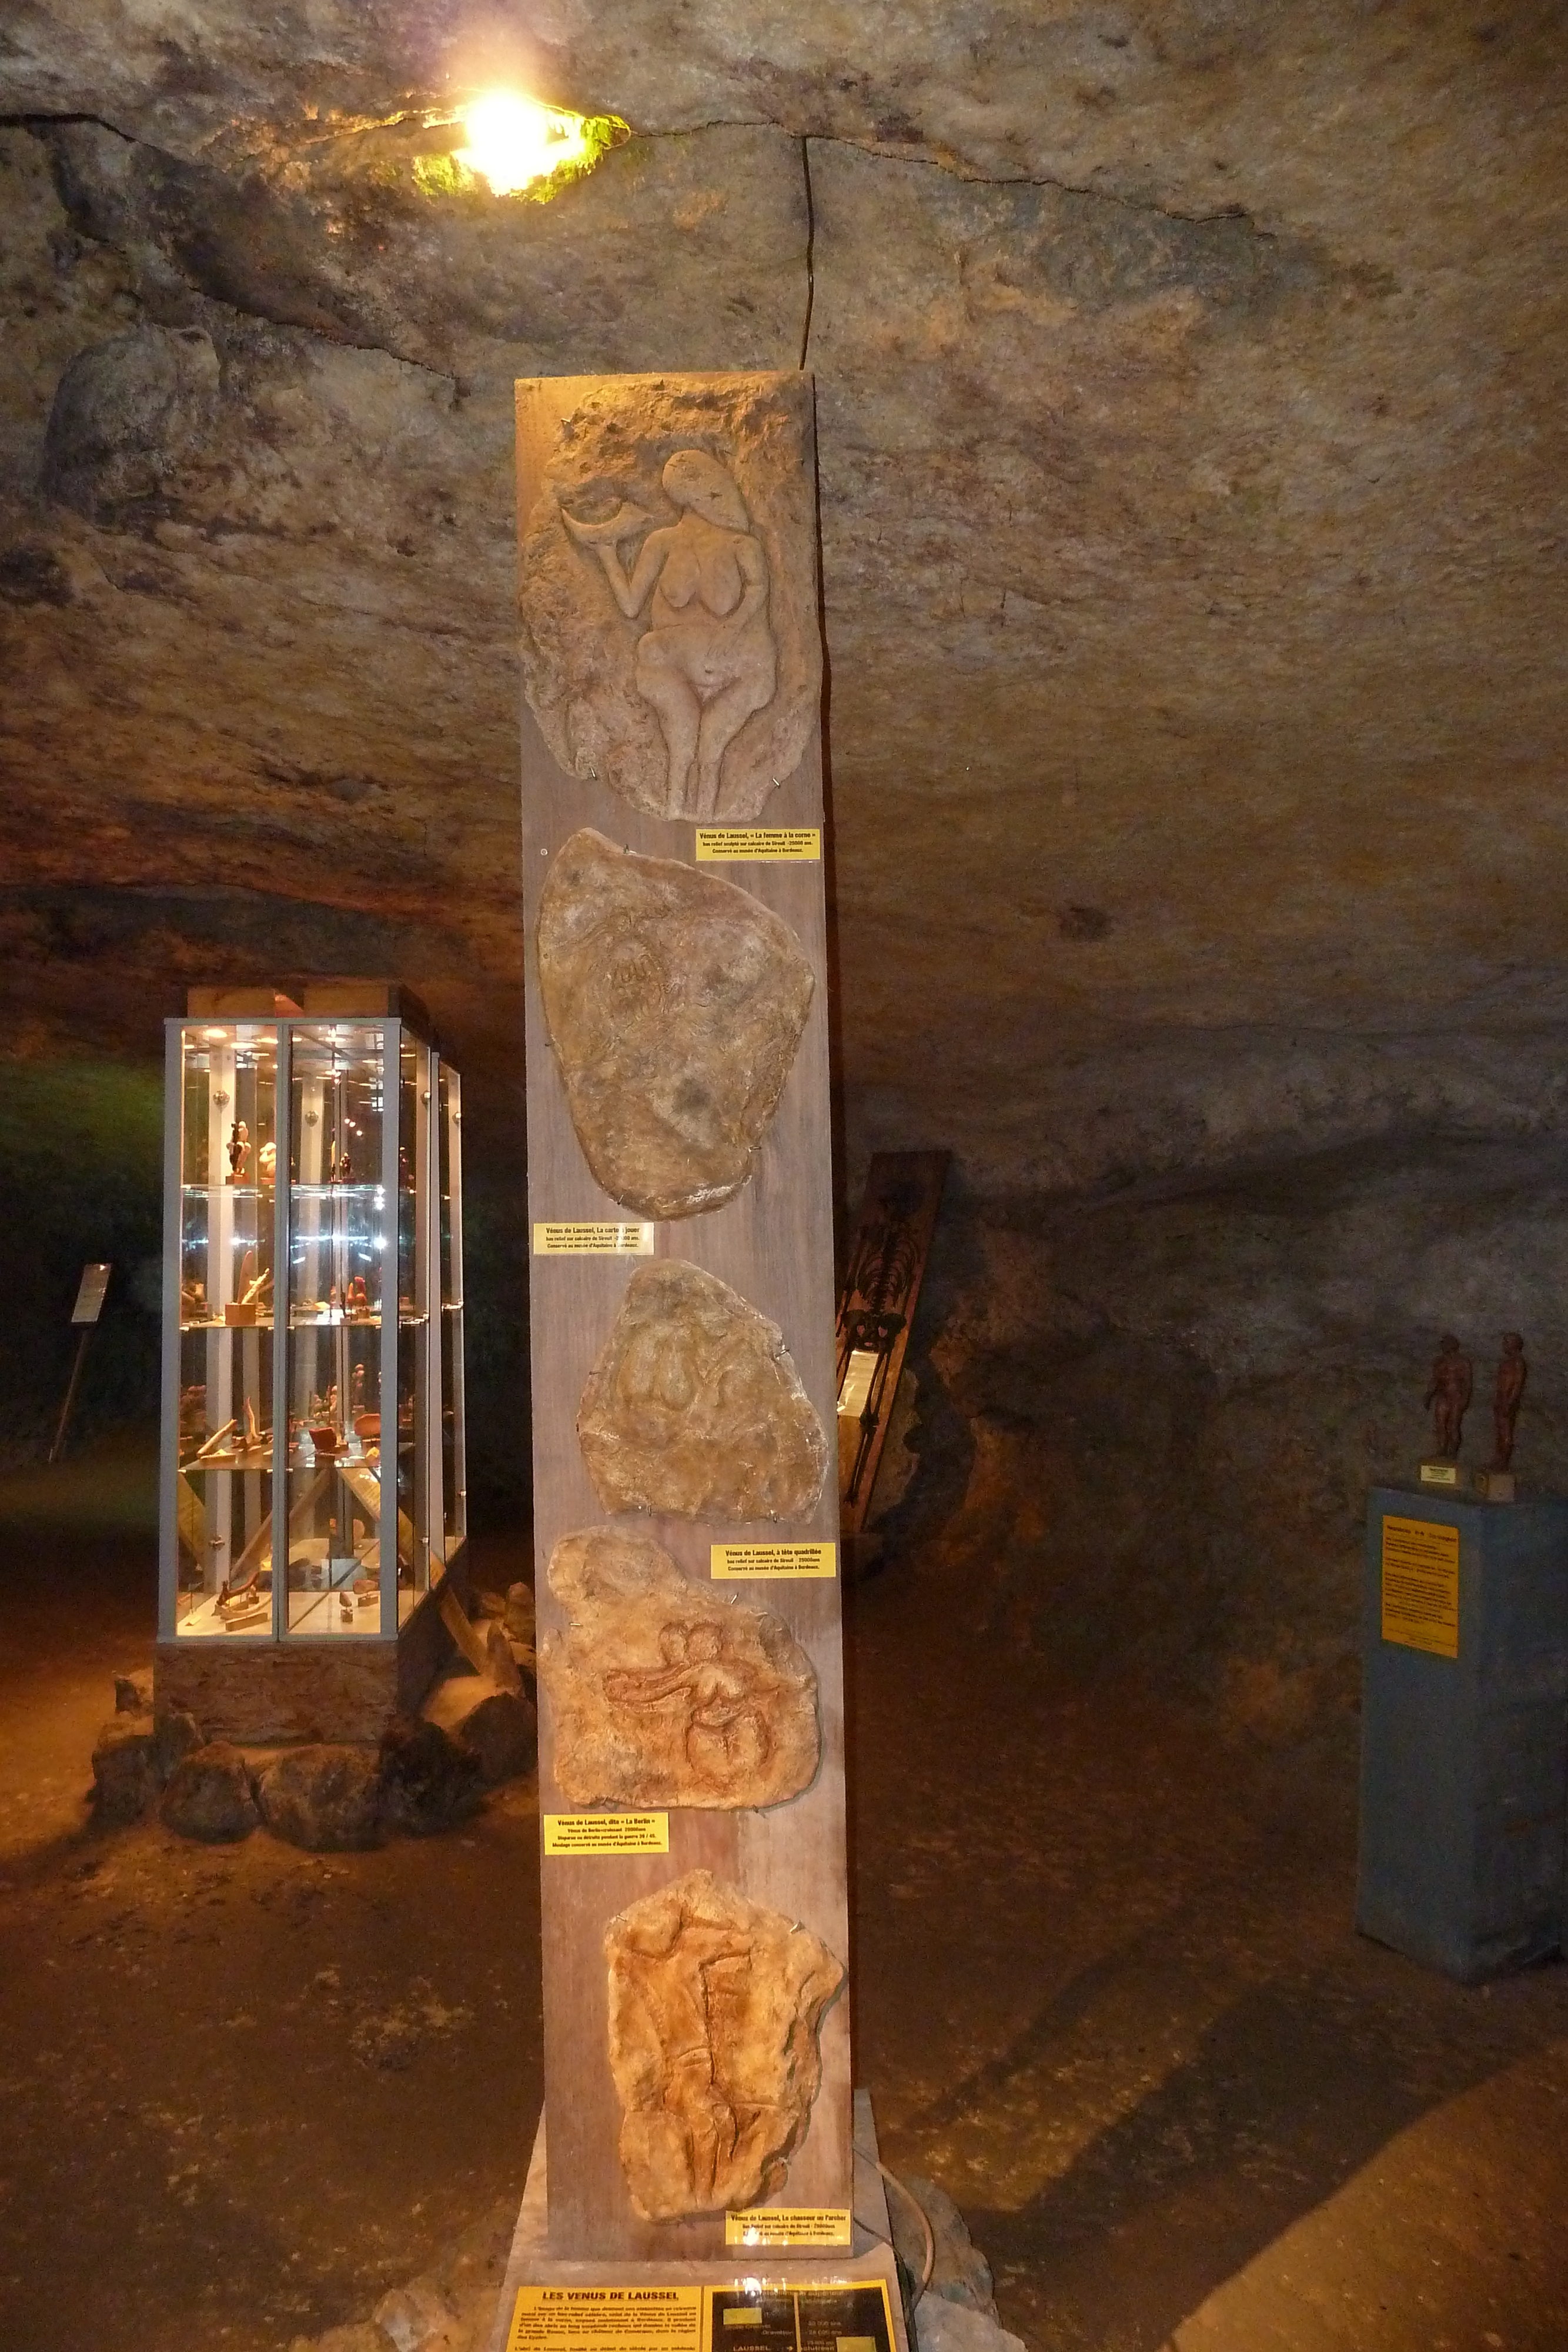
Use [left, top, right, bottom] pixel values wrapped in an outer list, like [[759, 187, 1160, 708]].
[[1, 1438, 1566, 2352]]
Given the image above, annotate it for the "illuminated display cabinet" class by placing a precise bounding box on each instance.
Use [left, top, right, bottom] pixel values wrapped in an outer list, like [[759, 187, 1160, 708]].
[[155, 983, 467, 1739]]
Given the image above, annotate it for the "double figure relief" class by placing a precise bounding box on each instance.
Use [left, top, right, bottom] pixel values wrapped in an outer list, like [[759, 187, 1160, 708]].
[[541, 1528, 820, 1811], [526, 378, 838, 2227]]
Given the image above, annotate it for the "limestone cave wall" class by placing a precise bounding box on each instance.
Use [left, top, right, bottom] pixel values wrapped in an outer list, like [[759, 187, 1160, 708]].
[[2, 5, 1564, 1712]]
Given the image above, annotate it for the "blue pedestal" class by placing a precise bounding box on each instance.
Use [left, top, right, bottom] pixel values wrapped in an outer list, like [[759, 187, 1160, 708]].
[[1357, 1484, 1568, 1983]]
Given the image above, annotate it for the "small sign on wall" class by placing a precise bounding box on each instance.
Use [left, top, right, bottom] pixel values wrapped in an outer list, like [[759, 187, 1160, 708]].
[[1382, 1514, 1460, 1658], [71, 1262, 111, 1324]]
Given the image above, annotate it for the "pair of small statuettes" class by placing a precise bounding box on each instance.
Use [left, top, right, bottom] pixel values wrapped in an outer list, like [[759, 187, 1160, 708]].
[[1426, 1332, 1526, 1470]]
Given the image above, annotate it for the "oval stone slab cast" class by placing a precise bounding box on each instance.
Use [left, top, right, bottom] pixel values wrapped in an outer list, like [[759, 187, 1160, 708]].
[[540, 1526, 821, 1810], [537, 827, 814, 1220], [605, 1867, 845, 2222], [577, 1258, 828, 1522]]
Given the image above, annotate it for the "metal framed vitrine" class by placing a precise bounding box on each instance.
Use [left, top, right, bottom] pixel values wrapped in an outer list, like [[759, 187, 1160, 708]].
[[155, 983, 467, 1738]]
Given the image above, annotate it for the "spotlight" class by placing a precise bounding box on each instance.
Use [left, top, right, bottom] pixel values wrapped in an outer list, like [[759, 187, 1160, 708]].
[[456, 91, 597, 196]]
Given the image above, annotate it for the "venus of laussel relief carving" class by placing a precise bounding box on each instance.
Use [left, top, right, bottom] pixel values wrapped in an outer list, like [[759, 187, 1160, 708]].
[[541, 1527, 820, 1809], [562, 450, 774, 821], [520, 375, 821, 821], [604, 1869, 844, 2222], [537, 829, 814, 1220], [577, 1259, 828, 1522]]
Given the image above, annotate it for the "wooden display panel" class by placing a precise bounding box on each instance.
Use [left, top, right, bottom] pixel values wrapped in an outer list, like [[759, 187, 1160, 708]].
[[516, 373, 848, 2263]]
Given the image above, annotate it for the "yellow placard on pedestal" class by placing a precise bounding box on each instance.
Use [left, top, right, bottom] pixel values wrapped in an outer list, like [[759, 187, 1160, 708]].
[[711, 1542, 838, 1581], [533, 1223, 656, 1256], [506, 2287, 702, 2352], [723, 2207, 854, 2249], [1382, 1514, 1461, 1658], [694, 828, 821, 862], [543, 1812, 670, 1855]]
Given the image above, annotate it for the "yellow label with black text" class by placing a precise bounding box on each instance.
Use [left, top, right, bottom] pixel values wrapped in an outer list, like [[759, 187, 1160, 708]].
[[544, 1812, 669, 1855], [506, 2285, 701, 2352], [533, 1222, 655, 1256], [1382, 1515, 1460, 1658], [724, 2207, 854, 2249], [711, 1542, 837, 1580], [694, 828, 821, 862]]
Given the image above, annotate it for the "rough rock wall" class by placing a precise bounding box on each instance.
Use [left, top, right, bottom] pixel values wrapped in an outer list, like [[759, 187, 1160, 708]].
[[2, 6, 1565, 1683], [880, 1138, 1568, 1745], [3, 6, 1565, 1170]]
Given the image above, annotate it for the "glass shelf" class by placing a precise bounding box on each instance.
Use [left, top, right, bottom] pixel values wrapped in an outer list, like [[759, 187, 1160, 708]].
[[291, 1182, 387, 1201], [180, 1317, 276, 1333], [182, 1182, 276, 1198], [179, 1450, 273, 1476]]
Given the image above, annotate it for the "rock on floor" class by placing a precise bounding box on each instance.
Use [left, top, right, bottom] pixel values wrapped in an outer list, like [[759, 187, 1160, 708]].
[[256, 1743, 383, 1851], [158, 1740, 258, 1841]]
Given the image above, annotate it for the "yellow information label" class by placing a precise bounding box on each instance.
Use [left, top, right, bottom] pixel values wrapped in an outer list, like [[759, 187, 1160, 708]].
[[1382, 1514, 1460, 1658], [1419, 1461, 1460, 1488], [723, 2207, 854, 2249], [543, 1812, 670, 1855], [711, 1542, 838, 1581], [506, 2286, 701, 2352], [533, 1222, 655, 1257], [694, 827, 821, 862]]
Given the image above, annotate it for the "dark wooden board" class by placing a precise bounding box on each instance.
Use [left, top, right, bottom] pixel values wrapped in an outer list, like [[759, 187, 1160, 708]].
[[837, 1153, 948, 1538], [516, 373, 848, 2263]]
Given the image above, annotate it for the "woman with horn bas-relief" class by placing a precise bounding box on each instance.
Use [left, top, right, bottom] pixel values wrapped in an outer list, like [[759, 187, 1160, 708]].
[[563, 449, 777, 820]]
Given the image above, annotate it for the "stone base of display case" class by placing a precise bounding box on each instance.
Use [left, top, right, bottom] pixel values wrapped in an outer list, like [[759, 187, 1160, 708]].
[[155, 1557, 467, 1743]]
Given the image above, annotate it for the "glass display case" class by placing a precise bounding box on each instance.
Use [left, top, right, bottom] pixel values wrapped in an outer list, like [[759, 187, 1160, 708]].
[[157, 989, 466, 1658]]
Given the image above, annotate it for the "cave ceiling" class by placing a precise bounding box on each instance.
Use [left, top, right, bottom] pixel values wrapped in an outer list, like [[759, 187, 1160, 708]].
[[1, 4, 1564, 1188]]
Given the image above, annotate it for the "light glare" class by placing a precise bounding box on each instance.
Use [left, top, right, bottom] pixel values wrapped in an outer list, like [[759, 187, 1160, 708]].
[[457, 92, 593, 196]]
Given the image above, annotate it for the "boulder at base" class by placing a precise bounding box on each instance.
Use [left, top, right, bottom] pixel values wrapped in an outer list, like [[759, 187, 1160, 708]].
[[160, 1743, 259, 1842], [256, 1744, 382, 1851], [91, 1719, 158, 1824], [377, 1716, 483, 1837]]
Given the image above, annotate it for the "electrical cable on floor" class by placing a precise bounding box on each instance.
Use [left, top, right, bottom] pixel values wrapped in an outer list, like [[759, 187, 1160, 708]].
[[877, 2163, 936, 2305]]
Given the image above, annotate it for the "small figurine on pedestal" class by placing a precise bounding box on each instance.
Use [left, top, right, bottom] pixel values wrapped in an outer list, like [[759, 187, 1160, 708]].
[[1420, 1334, 1474, 1487], [1469, 1331, 1531, 1498], [1426, 1334, 1473, 1458], [1493, 1334, 1527, 1468], [226, 1121, 250, 1184]]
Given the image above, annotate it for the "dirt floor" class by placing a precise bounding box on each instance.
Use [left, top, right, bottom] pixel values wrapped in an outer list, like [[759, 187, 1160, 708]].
[[2, 1435, 1566, 2352]]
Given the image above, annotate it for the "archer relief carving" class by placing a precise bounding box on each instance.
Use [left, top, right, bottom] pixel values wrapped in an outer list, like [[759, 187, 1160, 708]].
[[578, 1259, 828, 1523], [537, 828, 814, 1220], [540, 1528, 820, 1809], [520, 375, 820, 821], [604, 1868, 844, 2221]]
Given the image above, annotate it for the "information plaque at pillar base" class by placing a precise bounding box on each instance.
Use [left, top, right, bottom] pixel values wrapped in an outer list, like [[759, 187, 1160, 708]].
[[487, 2094, 910, 2352], [1357, 1482, 1568, 1984]]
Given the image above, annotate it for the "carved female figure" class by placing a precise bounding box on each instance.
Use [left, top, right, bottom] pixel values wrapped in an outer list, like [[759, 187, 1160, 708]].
[[603, 1620, 772, 1785], [563, 450, 777, 820]]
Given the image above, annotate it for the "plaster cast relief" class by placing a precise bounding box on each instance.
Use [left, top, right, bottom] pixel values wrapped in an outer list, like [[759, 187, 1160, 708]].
[[537, 828, 814, 1220], [540, 1528, 820, 1809], [578, 1259, 828, 1522], [520, 374, 820, 820], [604, 1867, 844, 2222]]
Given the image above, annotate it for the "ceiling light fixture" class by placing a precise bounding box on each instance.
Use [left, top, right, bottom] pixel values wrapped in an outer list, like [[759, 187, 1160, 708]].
[[416, 91, 628, 201]]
